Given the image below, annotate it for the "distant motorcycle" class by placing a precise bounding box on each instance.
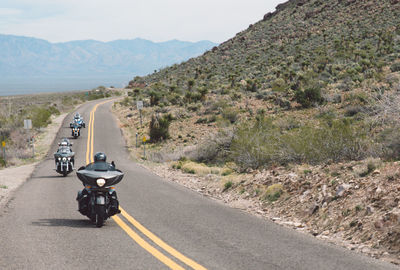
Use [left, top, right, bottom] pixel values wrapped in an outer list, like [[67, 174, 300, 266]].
[[76, 161, 123, 227], [71, 123, 81, 139], [70, 113, 85, 128], [54, 139, 74, 176]]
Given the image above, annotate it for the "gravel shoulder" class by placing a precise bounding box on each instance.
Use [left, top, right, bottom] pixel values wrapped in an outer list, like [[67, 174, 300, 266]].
[[0, 112, 69, 209]]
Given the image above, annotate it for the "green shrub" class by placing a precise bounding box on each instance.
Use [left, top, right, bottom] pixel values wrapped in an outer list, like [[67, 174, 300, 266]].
[[221, 107, 240, 124], [149, 91, 161, 106], [223, 181, 233, 191], [231, 116, 369, 170], [30, 107, 52, 128], [390, 62, 400, 72], [149, 114, 172, 142], [263, 184, 283, 202], [0, 157, 5, 167], [295, 86, 323, 108]]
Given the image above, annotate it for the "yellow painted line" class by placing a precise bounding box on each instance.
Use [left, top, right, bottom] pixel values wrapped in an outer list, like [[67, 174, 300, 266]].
[[113, 216, 185, 270], [86, 100, 111, 164], [87, 99, 207, 270], [119, 207, 207, 270]]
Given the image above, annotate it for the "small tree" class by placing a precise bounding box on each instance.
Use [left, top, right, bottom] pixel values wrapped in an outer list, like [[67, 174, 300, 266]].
[[149, 114, 173, 142]]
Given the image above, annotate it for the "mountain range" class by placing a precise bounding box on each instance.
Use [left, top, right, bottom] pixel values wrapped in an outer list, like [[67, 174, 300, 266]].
[[0, 34, 216, 94]]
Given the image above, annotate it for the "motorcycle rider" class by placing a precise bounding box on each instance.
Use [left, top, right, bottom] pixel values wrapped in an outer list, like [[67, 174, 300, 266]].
[[55, 139, 74, 167], [76, 152, 120, 216]]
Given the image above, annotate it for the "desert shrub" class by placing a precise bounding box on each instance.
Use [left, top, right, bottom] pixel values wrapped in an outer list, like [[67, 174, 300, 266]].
[[0, 157, 5, 167], [263, 184, 283, 202], [223, 181, 233, 191], [271, 78, 287, 92], [120, 97, 132, 107], [149, 91, 161, 106], [391, 62, 400, 72], [87, 90, 106, 100], [195, 118, 207, 124], [295, 86, 323, 108], [231, 116, 370, 170], [221, 107, 240, 124], [149, 114, 172, 142], [29, 106, 53, 128], [194, 129, 234, 164]]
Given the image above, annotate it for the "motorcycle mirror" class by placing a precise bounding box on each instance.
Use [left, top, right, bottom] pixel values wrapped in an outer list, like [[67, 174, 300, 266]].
[[111, 161, 115, 167]]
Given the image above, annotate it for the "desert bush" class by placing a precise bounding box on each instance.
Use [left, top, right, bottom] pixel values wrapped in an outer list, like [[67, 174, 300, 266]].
[[221, 107, 240, 124], [231, 116, 370, 170], [295, 86, 323, 108], [149, 113, 173, 142], [223, 181, 233, 191], [194, 129, 234, 164], [29, 106, 52, 128], [391, 62, 400, 72], [263, 184, 283, 202], [149, 91, 161, 106]]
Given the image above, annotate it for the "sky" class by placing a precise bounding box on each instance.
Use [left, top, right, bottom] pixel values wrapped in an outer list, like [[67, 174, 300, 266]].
[[0, 0, 287, 43]]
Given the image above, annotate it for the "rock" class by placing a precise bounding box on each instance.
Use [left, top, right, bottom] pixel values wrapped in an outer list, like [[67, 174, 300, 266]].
[[374, 220, 384, 230], [372, 170, 380, 176], [322, 230, 330, 236], [336, 184, 351, 197], [366, 205, 374, 215], [309, 203, 319, 215]]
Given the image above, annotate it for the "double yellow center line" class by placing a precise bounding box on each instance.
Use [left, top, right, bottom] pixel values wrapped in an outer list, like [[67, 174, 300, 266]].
[[85, 100, 207, 270]]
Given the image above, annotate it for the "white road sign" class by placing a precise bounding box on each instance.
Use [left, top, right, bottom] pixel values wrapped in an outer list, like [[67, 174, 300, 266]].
[[24, 119, 32, 129], [137, 100, 143, 110]]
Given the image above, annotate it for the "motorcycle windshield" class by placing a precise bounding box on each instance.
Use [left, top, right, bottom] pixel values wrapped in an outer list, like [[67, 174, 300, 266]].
[[54, 148, 75, 159], [76, 166, 124, 187]]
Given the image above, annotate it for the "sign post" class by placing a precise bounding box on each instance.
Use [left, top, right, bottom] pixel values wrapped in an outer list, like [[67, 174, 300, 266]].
[[136, 133, 138, 148], [24, 119, 34, 158], [137, 100, 143, 127], [1, 141, 5, 166], [142, 136, 147, 159]]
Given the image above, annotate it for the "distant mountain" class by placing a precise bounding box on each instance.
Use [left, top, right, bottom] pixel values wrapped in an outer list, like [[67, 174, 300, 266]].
[[0, 34, 217, 82]]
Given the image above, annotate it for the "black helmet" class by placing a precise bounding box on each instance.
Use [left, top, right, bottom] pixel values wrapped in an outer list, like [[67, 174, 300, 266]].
[[94, 152, 107, 162]]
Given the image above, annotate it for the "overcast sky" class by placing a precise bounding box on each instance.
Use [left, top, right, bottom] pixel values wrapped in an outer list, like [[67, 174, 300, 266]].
[[0, 0, 287, 43]]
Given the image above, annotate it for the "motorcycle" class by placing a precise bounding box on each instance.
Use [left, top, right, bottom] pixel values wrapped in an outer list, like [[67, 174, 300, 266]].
[[70, 114, 85, 128], [54, 142, 75, 177], [71, 123, 81, 139], [76, 164, 123, 227]]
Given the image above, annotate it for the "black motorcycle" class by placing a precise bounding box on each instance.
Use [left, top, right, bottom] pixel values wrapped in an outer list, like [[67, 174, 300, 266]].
[[70, 123, 81, 139], [76, 163, 123, 227], [54, 142, 75, 176]]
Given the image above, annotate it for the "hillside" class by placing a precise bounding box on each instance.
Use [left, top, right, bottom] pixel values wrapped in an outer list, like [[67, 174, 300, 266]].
[[0, 35, 216, 93], [114, 0, 400, 263]]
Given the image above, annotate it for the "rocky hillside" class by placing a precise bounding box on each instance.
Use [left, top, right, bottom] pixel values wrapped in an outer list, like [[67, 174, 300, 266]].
[[114, 0, 400, 263]]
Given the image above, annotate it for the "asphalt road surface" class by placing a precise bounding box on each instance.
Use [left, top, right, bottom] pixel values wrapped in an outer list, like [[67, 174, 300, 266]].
[[0, 99, 397, 270]]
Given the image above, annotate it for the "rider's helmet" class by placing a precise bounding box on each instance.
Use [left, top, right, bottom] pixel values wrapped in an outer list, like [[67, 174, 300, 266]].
[[75, 113, 80, 119], [60, 141, 68, 146], [94, 152, 107, 162]]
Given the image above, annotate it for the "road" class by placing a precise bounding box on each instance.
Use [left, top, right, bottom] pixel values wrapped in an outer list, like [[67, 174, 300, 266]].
[[0, 99, 397, 270]]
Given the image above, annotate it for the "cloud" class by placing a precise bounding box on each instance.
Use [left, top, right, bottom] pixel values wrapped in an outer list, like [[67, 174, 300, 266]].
[[0, 8, 22, 16]]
